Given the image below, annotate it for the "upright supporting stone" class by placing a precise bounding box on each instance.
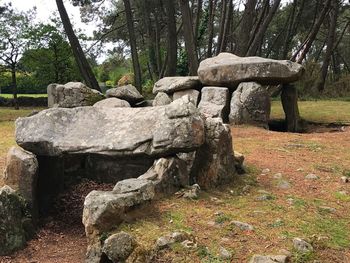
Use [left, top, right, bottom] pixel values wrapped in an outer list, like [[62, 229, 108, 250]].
[[198, 87, 230, 122], [0, 186, 34, 256], [229, 82, 271, 128], [3, 147, 38, 216], [281, 84, 301, 132]]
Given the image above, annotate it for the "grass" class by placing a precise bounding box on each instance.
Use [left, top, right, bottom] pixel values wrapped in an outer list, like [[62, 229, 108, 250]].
[[271, 100, 350, 124], [0, 94, 47, 98]]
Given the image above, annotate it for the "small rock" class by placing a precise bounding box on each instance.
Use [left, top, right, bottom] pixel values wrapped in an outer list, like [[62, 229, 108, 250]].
[[155, 236, 172, 249], [102, 232, 137, 262], [293, 237, 313, 253], [182, 184, 200, 199], [305, 174, 319, 180], [230, 220, 254, 231], [277, 180, 291, 189], [156, 231, 191, 250], [273, 173, 283, 179], [318, 206, 336, 213], [219, 246, 232, 260], [249, 254, 288, 263], [296, 168, 304, 172], [341, 176, 349, 183], [256, 194, 274, 201], [181, 240, 197, 249], [262, 168, 270, 174], [210, 197, 223, 204]]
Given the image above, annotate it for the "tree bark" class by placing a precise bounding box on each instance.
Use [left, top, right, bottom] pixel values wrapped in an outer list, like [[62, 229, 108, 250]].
[[291, 0, 332, 63], [246, 0, 281, 56], [236, 0, 257, 56], [56, 0, 101, 92], [219, 0, 233, 53], [165, 0, 178, 76], [194, 0, 203, 46], [216, 0, 227, 55], [123, 0, 142, 91], [206, 0, 216, 58], [281, 84, 301, 133], [11, 65, 18, 110], [317, 0, 339, 92], [179, 0, 199, 75]]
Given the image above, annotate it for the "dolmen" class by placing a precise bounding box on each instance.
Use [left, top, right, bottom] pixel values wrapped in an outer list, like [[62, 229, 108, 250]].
[[153, 53, 304, 128], [1, 81, 238, 261], [0, 52, 304, 261]]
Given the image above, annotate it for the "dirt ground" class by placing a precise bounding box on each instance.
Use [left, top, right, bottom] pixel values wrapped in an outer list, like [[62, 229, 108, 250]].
[[0, 122, 350, 262]]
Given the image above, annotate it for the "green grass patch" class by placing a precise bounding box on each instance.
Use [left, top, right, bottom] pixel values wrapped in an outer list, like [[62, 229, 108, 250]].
[[0, 107, 44, 122], [0, 94, 47, 98], [300, 218, 350, 249], [271, 100, 350, 124]]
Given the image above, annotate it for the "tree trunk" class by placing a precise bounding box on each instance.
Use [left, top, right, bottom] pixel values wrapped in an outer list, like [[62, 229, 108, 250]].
[[246, 0, 281, 56], [194, 0, 203, 46], [281, 84, 301, 133], [281, 0, 297, 59], [317, 0, 338, 92], [179, 0, 199, 75], [141, 1, 158, 78], [216, 0, 227, 55], [55, 0, 101, 92], [292, 0, 331, 63], [123, 0, 142, 91], [11, 65, 19, 110], [165, 0, 178, 76], [236, 0, 257, 56], [219, 0, 233, 53], [206, 0, 216, 58]]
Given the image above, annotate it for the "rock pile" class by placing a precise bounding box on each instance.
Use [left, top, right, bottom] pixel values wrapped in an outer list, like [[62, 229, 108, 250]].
[[151, 53, 304, 127]]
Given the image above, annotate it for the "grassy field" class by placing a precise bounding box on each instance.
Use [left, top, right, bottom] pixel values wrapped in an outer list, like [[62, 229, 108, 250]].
[[0, 94, 47, 98], [271, 100, 350, 124], [0, 101, 350, 262]]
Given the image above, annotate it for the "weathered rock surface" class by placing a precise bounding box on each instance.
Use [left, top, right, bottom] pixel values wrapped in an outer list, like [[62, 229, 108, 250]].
[[229, 82, 271, 127], [3, 147, 38, 206], [152, 92, 172, 106], [155, 231, 193, 250], [198, 53, 304, 87], [139, 157, 189, 194], [0, 186, 33, 256], [234, 151, 245, 174], [198, 87, 230, 121], [293, 238, 313, 253], [16, 96, 205, 157], [106, 85, 143, 105], [113, 178, 154, 200], [230, 220, 254, 231], [82, 180, 155, 242], [189, 117, 236, 188], [173, 89, 200, 106], [93, 97, 130, 108], [153, 76, 201, 94], [249, 254, 288, 263], [47, 82, 104, 108], [102, 232, 137, 262]]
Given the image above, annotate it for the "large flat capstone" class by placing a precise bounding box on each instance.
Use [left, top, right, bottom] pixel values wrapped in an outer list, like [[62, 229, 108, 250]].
[[198, 53, 304, 88], [15, 96, 205, 157]]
